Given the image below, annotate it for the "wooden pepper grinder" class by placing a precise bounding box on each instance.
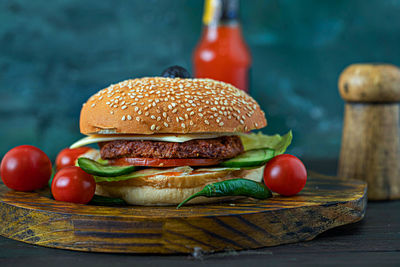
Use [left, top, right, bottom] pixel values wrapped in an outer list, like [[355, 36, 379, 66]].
[[338, 64, 400, 200]]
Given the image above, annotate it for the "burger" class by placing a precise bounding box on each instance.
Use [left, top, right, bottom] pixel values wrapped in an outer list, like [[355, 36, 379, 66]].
[[71, 67, 291, 206]]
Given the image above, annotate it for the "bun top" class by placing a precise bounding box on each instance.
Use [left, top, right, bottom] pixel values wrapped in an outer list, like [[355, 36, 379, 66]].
[[80, 77, 267, 135]]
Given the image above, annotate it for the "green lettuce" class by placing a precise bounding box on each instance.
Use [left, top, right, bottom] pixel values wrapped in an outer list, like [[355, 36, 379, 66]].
[[239, 130, 292, 155]]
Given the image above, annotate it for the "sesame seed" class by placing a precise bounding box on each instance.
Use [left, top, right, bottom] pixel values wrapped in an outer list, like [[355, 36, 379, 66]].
[[150, 124, 156, 131], [240, 119, 244, 125], [138, 110, 142, 115], [164, 122, 169, 127], [121, 115, 126, 121], [91, 103, 95, 107], [172, 108, 178, 113], [121, 105, 127, 110], [157, 117, 161, 121], [181, 123, 186, 128], [219, 122, 224, 126], [127, 115, 132, 120], [136, 117, 140, 122], [151, 115, 156, 120], [204, 120, 209, 125]]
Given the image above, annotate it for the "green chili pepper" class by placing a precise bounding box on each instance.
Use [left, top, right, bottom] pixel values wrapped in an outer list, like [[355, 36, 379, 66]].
[[89, 195, 127, 206], [77, 157, 136, 177], [177, 178, 272, 209]]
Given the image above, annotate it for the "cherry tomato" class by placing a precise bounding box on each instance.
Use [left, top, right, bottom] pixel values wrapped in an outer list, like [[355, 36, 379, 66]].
[[55, 147, 92, 170], [109, 157, 221, 167], [263, 154, 307, 196], [51, 166, 95, 204], [1, 145, 52, 191]]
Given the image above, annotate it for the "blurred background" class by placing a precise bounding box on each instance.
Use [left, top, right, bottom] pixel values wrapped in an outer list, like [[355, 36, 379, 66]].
[[1, 0, 400, 163]]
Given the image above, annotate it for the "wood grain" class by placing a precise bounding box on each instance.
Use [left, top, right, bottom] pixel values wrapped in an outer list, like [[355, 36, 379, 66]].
[[0, 174, 366, 254], [338, 64, 400, 200], [338, 104, 400, 199]]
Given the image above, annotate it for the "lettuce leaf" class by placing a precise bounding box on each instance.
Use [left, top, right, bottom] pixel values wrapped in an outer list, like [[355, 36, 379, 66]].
[[239, 130, 292, 155]]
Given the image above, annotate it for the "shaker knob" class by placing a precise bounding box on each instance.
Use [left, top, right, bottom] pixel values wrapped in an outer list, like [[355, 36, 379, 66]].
[[338, 64, 400, 102]]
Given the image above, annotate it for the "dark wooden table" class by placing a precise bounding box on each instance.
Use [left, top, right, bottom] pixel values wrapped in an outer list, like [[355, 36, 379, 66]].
[[1, 159, 399, 266]]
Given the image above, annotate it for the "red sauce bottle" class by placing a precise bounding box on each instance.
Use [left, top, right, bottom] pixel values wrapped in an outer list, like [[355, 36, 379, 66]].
[[193, 0, 251, 92]]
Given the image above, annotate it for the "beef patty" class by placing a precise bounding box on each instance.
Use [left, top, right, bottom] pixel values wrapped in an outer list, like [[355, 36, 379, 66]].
[[99, 136, 244, 160]]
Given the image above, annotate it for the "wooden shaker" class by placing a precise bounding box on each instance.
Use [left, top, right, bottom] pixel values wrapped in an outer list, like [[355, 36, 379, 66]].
[[338, 64, 400, 200]]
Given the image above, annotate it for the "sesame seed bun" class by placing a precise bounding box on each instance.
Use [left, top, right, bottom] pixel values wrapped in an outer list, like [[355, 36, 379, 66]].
[[95, 166, 265, 206], [80, 77, 266, 135]]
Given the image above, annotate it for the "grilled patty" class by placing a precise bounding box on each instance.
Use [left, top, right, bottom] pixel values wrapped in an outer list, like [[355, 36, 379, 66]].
[[99, 136, 244, 160]]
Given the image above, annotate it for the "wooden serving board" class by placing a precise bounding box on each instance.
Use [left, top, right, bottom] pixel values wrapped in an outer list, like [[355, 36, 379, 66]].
[[0, 173, 367, 254]]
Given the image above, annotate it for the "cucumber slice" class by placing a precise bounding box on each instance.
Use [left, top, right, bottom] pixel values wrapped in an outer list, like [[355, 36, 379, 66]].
[[93, 166, 193, 183], [77, 157, 136, 177], [220, 148, 275, 167]]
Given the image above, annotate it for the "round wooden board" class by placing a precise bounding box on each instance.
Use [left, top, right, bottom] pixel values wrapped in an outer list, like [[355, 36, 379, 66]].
[[0, 173, 367, 254]]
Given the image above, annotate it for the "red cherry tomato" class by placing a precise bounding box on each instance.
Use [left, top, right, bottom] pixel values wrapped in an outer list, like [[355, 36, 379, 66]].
[[263, 154, 307, 196], [109, 157, 221, 167], [1, 145, 52, 191], [55, 147, 92, 170], [51, 166, 95, 204]]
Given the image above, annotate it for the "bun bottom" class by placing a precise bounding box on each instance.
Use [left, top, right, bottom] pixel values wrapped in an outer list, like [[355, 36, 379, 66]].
[[95, 166, 265, 206]]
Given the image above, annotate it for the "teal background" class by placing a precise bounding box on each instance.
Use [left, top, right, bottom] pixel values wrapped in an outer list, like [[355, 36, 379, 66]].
[[1, 0, 400, 161]]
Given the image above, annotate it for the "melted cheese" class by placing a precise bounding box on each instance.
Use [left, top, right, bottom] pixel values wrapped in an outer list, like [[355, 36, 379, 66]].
[[70, 133, 238, 148]]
